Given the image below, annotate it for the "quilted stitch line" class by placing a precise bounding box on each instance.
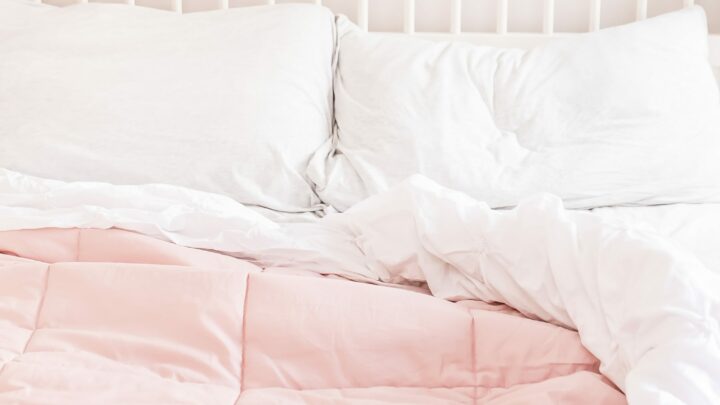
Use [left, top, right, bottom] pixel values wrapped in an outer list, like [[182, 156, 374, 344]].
[[0, 264, 51, 378], [470, 311, 478, 405], [75, 229, 82, 262], [233, 272, 253, 405]]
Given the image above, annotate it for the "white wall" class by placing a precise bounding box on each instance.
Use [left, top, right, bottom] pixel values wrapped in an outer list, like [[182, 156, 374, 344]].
[[47, 0, 719, 33]]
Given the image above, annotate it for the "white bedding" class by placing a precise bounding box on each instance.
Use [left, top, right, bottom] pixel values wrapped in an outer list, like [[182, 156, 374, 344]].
[[0, 3, 335, 214], [0, 169, 718, 404], [314, 8, 720, 212], [2, 3, 719, 403]]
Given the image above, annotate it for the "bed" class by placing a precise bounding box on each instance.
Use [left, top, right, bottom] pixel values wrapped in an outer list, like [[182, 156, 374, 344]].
[[1, 0, 719, 404]]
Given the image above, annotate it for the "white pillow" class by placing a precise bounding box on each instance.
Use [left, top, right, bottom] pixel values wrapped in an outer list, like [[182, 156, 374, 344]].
[[0, 4, 335, 213], [312, 7, 720, 211], [0, 0, 51, 25]]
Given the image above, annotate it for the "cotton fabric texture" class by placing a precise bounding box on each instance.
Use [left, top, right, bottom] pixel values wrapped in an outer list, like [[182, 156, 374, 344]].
[[311, 8, 720, 211], [0, 3, 335, 214]]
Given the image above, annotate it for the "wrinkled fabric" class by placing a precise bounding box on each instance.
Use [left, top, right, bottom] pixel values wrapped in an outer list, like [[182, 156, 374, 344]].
[[0, 228, 622, 404], [0, 3, 335, 214], [0, 170, 718, 403], [311, 8, 720, 212]]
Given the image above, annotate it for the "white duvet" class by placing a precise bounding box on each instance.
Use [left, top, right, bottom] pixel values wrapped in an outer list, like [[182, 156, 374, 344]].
[[0, 169, 718, 404]]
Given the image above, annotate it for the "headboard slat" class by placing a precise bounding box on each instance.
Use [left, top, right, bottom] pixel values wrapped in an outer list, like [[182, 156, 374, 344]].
[[543, 0, 555, 35], [357, 0, 369, 32], [171, 0, 182, 13], [589, 0, 602, 32], [450, 0, 462, 35], [496, 0, 509, 35], [403, 0, 415, 35], [636, 0, 648, 21]]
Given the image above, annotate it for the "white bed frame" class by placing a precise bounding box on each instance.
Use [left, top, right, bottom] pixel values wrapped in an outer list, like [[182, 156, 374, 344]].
[[39, 0, 720, 69]]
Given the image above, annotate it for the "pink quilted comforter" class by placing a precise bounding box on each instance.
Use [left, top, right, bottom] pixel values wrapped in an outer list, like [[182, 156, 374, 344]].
[[0, 228, 624, 404]]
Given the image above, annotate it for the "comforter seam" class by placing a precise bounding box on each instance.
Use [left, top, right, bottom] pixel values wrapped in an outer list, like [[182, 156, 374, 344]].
[[470, 312, 477, 405], [75, 229, 81, 262], [233, 272, 253, 405], [0, 264, 51, 378]]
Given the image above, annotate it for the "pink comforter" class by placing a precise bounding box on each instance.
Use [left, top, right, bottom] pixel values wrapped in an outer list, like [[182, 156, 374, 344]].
[[0, 228, 624, 404]]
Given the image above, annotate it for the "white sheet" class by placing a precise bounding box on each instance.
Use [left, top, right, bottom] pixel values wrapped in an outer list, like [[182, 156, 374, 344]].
[[0, 169, 718, 404]]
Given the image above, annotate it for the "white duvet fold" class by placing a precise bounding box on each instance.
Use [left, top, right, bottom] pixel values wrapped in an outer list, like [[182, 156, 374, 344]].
[[0, 169, 718, 404], [329, 177, 720, 404]]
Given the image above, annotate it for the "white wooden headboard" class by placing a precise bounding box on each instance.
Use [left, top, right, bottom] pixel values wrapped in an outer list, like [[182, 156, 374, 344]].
[[38, 0, 720, 69]]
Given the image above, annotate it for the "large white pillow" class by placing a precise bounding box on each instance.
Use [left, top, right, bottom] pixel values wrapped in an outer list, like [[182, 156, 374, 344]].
[[0, 3, 335, 213], [312, 7, 720, 211]]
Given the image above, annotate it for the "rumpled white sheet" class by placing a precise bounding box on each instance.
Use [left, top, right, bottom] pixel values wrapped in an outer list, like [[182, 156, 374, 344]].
[[0, 168, 718, 404]]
